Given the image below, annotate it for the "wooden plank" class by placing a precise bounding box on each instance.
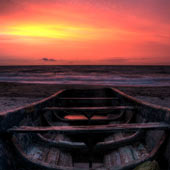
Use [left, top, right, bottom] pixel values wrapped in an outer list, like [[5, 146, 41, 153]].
[[58, 97, 119, 100], [43, 106, 135, 111], [7, 122, 170, 134]]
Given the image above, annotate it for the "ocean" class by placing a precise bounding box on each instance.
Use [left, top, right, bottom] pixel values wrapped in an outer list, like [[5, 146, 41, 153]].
[[0, 65, 170, 86]]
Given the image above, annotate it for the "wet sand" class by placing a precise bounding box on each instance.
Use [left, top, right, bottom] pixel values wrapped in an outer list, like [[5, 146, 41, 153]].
[[0, 82, 169, 112]]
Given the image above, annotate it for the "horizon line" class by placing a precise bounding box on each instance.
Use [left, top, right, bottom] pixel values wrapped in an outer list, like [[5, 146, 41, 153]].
[[0, 64, 170, 67]]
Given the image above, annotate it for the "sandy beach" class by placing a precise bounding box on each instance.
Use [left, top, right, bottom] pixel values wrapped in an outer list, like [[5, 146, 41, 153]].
[[0, 82, 169, 113]]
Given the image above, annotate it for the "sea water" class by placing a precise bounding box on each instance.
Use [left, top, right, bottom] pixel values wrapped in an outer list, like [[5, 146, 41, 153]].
[[0, 65, 170, 86]]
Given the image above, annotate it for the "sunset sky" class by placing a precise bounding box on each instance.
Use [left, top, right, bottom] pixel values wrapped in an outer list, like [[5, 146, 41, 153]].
[[0, 0, 170, 65]]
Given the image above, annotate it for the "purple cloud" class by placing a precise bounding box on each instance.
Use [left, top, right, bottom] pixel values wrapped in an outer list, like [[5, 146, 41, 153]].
[[42, 58, 56, 62]]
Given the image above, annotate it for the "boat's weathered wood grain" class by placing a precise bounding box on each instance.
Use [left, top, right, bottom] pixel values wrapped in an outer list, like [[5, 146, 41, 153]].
[[7, 122, 170, 134], [43, 106, 135, 111]]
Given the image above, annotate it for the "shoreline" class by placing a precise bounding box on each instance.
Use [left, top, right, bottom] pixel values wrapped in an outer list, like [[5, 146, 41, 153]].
[[0, 82, 169, 112]]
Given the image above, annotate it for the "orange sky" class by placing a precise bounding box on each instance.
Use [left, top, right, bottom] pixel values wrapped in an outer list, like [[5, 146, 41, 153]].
[[0, 0, 170, 65]]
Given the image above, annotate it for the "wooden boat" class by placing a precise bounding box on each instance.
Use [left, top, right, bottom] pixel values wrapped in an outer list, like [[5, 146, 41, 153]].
[[0, 87, 170, 170]]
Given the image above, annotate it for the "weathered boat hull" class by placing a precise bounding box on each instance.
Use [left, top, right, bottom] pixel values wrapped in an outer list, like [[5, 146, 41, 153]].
[[0, 88, 170, 170]]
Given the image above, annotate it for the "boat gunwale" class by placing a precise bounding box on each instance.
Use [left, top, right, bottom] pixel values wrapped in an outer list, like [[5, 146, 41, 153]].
[[113, 88, 170, 113], [0, 90, 65, 130], [0, 90, 65, 117], [1, 87, 170, 118]]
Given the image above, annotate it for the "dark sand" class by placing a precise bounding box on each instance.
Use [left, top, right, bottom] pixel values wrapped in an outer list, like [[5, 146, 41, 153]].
[[0, 82, 169, 112]]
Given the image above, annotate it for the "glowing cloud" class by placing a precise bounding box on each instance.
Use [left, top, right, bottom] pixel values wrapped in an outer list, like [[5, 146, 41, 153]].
[[3, 24, 104, 40]]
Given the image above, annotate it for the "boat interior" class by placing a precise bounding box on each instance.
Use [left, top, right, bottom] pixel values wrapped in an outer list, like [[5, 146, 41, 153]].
[[1, 88, 170, 170]]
